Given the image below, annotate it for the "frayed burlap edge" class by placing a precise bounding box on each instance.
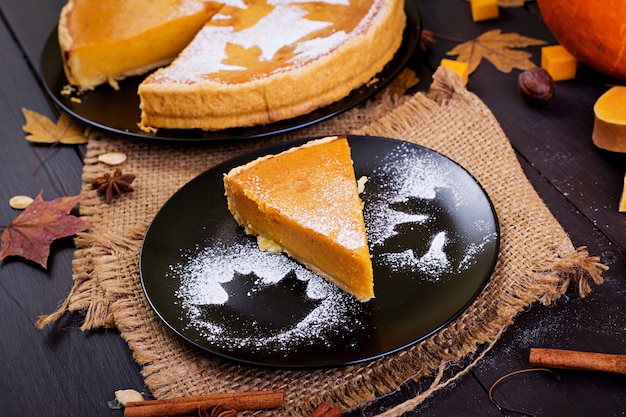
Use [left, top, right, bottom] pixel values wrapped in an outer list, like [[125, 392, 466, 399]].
[[37, 67, 606, 417]]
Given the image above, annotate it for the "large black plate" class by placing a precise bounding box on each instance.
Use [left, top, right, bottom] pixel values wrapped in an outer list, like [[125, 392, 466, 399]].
[[139, 136, 500, 368], [40, 3, 420, 142]]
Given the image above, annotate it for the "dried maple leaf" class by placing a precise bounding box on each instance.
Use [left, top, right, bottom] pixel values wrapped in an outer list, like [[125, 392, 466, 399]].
[[91, 169, 136, 204], [0, 193, 91, 268], [447, 29, 547, 75], [22, 108, 87, 144]]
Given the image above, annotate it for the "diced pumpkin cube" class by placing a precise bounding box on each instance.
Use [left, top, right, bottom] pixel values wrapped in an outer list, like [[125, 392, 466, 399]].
[[470, 0, 499, 22], [440, 59, 469, 86], [541, 45, 577, 81]]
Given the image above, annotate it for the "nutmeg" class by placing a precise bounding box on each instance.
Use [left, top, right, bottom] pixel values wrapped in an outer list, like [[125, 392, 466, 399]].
[[518, 67, 555, 107]]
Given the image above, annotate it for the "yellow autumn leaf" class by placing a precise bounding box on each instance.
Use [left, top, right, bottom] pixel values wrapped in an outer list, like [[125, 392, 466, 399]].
[[22, 108, 87, 144], [447, 29, 547, 75]]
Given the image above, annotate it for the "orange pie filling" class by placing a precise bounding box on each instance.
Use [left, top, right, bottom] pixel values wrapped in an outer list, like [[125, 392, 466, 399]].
[[59, 0, 223, 89], [223, 136, 374, 302]]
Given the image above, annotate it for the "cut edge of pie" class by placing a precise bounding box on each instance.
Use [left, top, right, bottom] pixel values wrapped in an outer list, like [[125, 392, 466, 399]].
[[58, 0, 224, 90], [223, 135, 374, 302]]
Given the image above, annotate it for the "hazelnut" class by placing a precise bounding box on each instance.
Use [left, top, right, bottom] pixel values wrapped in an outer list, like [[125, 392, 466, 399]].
[[518, 67, 555, 107]]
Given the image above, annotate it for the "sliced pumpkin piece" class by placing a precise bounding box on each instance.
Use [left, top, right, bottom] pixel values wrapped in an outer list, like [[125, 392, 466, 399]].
[[592, 86, 626, 153]]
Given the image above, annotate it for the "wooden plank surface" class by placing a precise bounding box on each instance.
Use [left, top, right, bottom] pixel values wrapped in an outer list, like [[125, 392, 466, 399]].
[[0, 2, 146, 416]]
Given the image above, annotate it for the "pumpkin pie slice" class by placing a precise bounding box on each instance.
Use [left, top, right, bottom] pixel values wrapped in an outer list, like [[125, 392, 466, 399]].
[[223, 135, 374, 302], [58, 0, 224, 90]]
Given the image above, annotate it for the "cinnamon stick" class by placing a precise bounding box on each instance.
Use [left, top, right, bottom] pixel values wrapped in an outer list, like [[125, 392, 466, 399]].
[[307, 402, 343, 417], [124, 390, 283, 417], [323, 405, 343, 417], [529, 348, 626, 375], [308, 402, 332, 417]]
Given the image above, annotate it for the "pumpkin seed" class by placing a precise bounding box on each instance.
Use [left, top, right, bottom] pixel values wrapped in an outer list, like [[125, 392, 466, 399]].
[[114, 389, 144, 406], [9, 195, 34, 209], [98, 152, 127, 166]]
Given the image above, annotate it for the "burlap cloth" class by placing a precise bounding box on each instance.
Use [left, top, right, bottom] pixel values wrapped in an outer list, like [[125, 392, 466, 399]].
[[39, 68, 605, 416]]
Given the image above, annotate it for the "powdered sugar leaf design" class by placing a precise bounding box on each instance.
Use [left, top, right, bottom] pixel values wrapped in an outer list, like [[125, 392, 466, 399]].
[[167, 5, 335, 80], [156, 0, 381, 83], [363, 141, 498, 282], [170, 237, 365, 353]]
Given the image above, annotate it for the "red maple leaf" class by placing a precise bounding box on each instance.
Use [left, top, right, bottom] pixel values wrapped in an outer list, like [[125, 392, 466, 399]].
[[0, 193, 91, 268]]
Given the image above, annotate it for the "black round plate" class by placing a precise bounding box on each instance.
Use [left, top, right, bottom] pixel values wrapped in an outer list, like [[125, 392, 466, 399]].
[[139, 136, 500, 368], [39, 3, 420, 142]]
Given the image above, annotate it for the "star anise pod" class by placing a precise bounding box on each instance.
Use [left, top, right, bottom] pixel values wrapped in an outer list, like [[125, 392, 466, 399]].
[[91, 169, 136, 204]]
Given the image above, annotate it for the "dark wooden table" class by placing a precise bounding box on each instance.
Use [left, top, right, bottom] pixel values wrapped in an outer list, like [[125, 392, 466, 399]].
[[1, 1, 624, 416]]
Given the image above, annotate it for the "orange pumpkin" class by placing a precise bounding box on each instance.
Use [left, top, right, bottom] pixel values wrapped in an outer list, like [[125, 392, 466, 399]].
[[537, 0, 626, 80]]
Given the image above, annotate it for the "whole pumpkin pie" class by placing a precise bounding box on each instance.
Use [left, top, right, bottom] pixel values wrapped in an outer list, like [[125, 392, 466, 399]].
[[58, 0, 223, 90], [223, 135, 374, 302], [58, 0, 405, 131], [138, 0, 405, 130]]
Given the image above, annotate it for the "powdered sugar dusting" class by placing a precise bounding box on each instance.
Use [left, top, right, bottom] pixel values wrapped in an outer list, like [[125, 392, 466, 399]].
[[151, 0, 382, 83], [171, 238, 364, 352], [381, 231, 453, 277], [272, 0, 349, 4], [172, 0, 217, 15], [364, 142, 497, 281], [366, 204, 429, 247], [174, 239, 300, 306], [219, 0, 247, 7]]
